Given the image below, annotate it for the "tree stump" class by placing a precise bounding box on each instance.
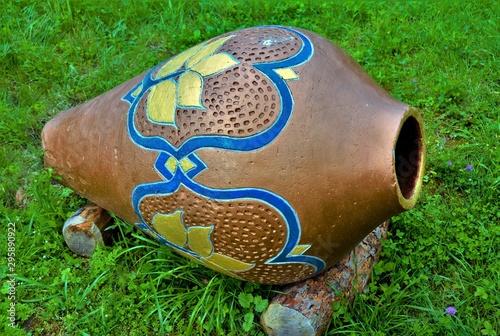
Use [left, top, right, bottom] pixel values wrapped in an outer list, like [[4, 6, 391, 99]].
[[260, 221, 389, 336], [62, 203, 113, 257]]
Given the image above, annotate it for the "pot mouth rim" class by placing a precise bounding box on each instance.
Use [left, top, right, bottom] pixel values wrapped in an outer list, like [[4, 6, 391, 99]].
[[393, 107, 426, 210]]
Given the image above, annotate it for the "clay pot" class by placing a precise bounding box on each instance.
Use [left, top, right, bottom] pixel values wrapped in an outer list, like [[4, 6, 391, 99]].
[[42, 26, 425, 285]]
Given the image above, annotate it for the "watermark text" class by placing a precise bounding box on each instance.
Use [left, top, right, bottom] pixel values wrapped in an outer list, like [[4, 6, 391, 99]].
[[6, 222, 16, 328]]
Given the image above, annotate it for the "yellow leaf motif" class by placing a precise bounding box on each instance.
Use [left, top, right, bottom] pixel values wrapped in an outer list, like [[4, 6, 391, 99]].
[[179, 157, 196, 172], [186, 35, 234, 68], [152, 211, 187, 246], [155, 44, 204, 79], [177, 71, 204, 108], [203, 253, 254, 272], [187, 226, 214, 257], [131, 84, 143, 98], [190, 53, 239, 77], [289, 244, 310, 256], [275, 68, 299, 81], [150, 208, 255, 279], [165, 156, 178, 173], [147, 79, 177, 124], [164, 156, 197, 173], [145, 35, 239, 128]]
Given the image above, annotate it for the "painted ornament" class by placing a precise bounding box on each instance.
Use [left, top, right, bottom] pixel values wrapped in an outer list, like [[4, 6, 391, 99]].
[[42, 26, 425, 285]]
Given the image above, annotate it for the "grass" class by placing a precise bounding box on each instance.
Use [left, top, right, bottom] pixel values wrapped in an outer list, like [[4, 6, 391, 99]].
[[1, 0, 499, 335]]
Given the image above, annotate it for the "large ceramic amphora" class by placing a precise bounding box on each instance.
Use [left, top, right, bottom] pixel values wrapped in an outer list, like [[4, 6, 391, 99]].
[[42, 26, 425, 285]]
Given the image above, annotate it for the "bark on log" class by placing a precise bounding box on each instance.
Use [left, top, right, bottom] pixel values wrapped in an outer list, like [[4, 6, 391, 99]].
[[62, 203, 113, 257], [260, 221, 389, 336]]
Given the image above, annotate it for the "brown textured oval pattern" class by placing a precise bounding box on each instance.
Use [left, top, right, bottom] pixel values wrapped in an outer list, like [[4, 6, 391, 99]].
[[133, 27, 299, 146], [138, 188, 317, 284], [139, 187, 287, 265]]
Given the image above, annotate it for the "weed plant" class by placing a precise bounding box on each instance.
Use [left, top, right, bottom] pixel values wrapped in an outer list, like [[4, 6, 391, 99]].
[[1, 1, 498, 335]]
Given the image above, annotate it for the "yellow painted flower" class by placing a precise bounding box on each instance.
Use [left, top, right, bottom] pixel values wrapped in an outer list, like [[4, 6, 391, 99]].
[[147, 35, 239, 127], [152, 210, 254, 278]]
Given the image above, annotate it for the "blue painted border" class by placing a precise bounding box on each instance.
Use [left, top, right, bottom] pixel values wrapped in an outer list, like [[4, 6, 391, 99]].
[[122, 26, 326, 276]]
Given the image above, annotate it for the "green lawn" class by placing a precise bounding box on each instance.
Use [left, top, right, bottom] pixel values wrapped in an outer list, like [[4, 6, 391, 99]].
[[1, 1, 499, 335]]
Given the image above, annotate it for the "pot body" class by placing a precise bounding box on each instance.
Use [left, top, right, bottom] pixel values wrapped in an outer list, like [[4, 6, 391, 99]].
[[42, 26, 425, 284]]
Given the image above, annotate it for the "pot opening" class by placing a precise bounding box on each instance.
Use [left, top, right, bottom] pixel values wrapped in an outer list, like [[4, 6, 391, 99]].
[[395, 116, 423, 200]]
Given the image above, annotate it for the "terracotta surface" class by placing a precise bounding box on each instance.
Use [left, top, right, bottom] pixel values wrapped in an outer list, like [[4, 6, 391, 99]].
[[42, 26, 425, 284]]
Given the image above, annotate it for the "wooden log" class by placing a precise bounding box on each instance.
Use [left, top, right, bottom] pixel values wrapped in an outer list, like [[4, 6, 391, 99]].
[[62, 203, 113, 257], [260, 221, 389, 336]]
